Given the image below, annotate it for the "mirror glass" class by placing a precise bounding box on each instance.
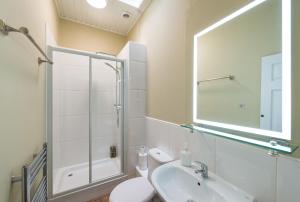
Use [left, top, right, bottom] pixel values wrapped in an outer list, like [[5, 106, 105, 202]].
[[194, 0, 291, 140]]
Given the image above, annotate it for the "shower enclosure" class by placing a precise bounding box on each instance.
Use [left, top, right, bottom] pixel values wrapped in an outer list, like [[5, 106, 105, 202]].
[[46, 46, 127, 197]]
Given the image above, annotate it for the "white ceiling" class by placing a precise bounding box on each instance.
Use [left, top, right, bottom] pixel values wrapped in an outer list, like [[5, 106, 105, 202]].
[[54, 0, 151, 36]]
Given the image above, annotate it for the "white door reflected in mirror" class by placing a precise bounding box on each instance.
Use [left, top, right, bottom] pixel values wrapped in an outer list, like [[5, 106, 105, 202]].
[[260, 53, 282, 132]]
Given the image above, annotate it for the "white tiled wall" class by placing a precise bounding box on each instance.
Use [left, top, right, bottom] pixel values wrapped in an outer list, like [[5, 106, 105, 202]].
[[145, 117, 300, 202], [216, 138, 277, 202], [118, 42, 147, 175], [129, 90, 146, 118], [276, 156, 300, 202]]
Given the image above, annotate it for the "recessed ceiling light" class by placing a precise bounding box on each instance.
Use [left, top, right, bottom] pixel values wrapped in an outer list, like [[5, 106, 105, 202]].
[[119, 0, 144, 8], [122, 12, 131, 19], [86, 0, 107, 9]]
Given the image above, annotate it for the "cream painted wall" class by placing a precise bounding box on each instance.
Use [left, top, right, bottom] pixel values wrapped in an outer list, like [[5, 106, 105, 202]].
[[58, 19, 127, 55], [197, 0, 281, 128], [128, 0, 188, 124], [0, 0, 59, 201], [129, 0, 300, 156]]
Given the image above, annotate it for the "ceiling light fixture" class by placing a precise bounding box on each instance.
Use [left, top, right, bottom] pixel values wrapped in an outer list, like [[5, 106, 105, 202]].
[[122, 12, 131, 19], [86, 0, 107, 9], [119, 0, 144, 8]]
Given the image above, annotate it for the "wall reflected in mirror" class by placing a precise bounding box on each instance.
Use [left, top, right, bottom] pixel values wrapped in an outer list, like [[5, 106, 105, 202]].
[[196, 0, 283, 133]]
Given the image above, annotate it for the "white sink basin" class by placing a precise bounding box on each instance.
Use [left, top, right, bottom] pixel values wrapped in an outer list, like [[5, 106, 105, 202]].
[[151, 161, 255, 202]]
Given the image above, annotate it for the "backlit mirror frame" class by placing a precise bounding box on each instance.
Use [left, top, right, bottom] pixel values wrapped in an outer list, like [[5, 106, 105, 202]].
[[193, 0, 291, 140]]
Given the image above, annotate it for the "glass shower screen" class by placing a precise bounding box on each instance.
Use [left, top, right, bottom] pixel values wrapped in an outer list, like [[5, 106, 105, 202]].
[[91, 58, 123, 182], [49, 48, 124, 196]]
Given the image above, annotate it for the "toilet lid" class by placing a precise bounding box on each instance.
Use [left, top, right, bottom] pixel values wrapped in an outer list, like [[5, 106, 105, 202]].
[[110, 177, 155, 202]]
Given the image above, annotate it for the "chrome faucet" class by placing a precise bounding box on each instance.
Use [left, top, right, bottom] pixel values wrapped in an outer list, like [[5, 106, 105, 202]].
[[192, 161, 208, 178]]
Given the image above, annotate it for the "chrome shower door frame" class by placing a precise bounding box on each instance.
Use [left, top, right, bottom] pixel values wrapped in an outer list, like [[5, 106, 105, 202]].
[[46, 46, 128, 200]]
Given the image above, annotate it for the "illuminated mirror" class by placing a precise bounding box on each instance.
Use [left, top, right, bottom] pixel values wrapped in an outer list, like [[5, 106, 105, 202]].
[[193, 0, 291, 140]]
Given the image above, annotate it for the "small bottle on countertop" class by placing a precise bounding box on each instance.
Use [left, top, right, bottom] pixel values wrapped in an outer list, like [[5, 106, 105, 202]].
[[180, 142, 191, 167], [138, 146, 148, 170]]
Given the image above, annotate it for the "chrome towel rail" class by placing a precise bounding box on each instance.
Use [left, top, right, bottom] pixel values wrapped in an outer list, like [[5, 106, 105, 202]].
[[197, 75, 234, 85], [11, 143, 47, 202], [0, 19, 53, 65]]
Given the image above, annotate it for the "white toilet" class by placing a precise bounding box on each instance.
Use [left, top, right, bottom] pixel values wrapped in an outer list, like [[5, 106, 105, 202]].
[[109, 148, 173, 202]]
